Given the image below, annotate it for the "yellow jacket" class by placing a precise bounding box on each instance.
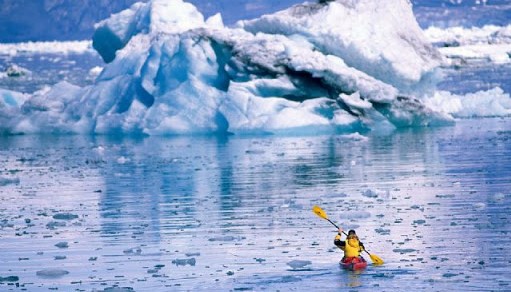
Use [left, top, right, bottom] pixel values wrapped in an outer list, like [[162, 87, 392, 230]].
[[334, 234, 364, 258]]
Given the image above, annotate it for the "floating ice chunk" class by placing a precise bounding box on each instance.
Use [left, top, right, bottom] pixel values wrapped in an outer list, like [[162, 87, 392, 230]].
[[424, 25, 511, 65], [492, 193, 506, 202], [338, 132, 369, 142], [0, 41, 92, 56], [55, 242, 69, 249], [286, 260, 312, 270], [185, 252, 200, 257], [117, 156, 130, 164], [52, 213, 79, 220], [339, 211, 371, 220], [94, 146, 106, 156], [172, 258, 196, 266], [123, 247, 142, 255], [4, 64, 31, 77], [473, 202, 486, 209], [425, 24, 511, 47], [46, 221, 67, 229], [424, 88, 511, 118], [0, 176, 20, 186], [392, 248, 416, 254], [375, 228, 391, 235], [208, 235, 237, 242], [413, 219, 427, 225], [0, 276, 19, 282], [362, 189, 389, 199], [102, 287, 135, 292], [36, 268, 69, 278], [439, 43, 511, 64]]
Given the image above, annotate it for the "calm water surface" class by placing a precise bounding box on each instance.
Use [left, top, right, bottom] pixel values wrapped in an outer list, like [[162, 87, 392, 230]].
[[1, 118, 510, 291]]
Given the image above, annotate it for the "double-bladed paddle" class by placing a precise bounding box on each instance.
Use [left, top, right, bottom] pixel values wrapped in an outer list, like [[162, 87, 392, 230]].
[[312, 205, 384, 265]]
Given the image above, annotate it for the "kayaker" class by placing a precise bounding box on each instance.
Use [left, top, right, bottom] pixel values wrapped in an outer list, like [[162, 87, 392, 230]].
[[334, 228, 367, 265]]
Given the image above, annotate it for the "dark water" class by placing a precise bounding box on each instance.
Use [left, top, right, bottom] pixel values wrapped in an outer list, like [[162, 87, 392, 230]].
[[1, 118, 510, 291]]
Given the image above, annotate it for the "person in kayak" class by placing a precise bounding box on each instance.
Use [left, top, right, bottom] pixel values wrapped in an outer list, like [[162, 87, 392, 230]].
[[334, 228, 367, 265]]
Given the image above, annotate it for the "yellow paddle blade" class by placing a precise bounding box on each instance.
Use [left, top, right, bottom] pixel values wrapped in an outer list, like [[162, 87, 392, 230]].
[[312, 205, 328, 220], [369, 253, 384, 265]]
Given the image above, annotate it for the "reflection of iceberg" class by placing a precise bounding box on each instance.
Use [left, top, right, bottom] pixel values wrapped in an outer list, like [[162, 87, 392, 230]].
[[1, 0, 455, 135]]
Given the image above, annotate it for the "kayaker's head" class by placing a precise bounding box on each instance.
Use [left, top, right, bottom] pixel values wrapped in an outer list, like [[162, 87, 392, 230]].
[[347, 229, 357, 239]]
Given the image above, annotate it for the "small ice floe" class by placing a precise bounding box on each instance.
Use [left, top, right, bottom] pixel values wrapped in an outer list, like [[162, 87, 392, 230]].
[[375, 228, 391, 235], [245, 149, 266, 155], [0, 276, 19, 282], [4, 64, 31, 77], [93, 146, 106, 156], [339, 210, 371, 219], [36, 268, 69, 278], [46, 221, 66, 229], [55, 242, 69, 249], [52, 213, 78, 220], [338, 132, 369, 142], [116, 156, 130, 164], [492, 193, 507, 202], [392, 248, 416, 254], [147, 264, 165, 274], [101, 287, 135, 291], [442, 273, 458, 278], [254, 257, 266, 263], [362, 188, 389, 199], [286, 260, 312, 271], [473, 202, 486, 209], [413, 219, 427, 225], [172, 258, 196, 266], [436, 194, 455, 198], [0, 176, 20, 186], [208, 235, 237, 242], [123, 247, 142, 255], [185, 252, 200, 257]]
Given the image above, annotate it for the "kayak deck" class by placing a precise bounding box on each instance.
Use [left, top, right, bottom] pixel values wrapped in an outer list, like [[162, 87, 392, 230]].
[[339, 257, 368, 271]]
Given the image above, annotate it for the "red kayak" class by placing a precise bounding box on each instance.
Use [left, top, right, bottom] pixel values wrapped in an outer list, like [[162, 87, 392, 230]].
[[339, 257, 368, 271]]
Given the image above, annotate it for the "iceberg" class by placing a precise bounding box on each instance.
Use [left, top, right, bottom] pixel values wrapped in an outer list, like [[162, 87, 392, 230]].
[[0, 0, 455, 136]]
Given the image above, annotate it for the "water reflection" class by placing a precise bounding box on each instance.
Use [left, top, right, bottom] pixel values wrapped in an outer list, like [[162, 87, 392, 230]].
[[0, 118, 510, 290]]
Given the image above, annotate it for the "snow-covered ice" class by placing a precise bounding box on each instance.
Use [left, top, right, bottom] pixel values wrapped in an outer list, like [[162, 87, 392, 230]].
[[1, 0, 510, 135], [424, 25, 511, 65], [0, 0, 457, 135], [0, 41, 93, 56]]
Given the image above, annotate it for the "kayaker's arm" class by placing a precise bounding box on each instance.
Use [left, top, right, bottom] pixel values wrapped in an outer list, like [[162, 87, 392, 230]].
[[334, 233, 346, 249]]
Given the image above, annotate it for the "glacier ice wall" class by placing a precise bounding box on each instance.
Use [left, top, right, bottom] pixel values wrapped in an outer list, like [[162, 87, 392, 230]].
[[1, 0, 453, 136]]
